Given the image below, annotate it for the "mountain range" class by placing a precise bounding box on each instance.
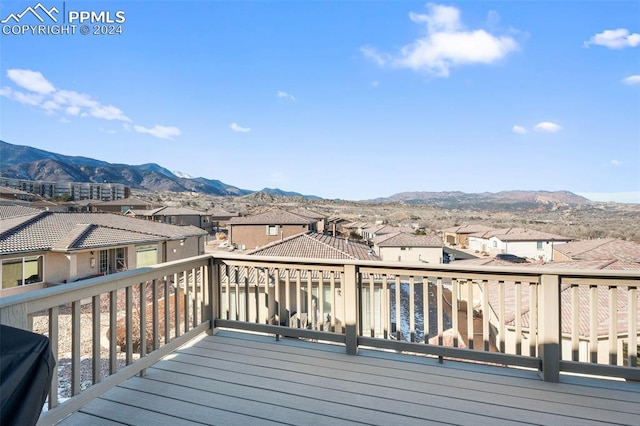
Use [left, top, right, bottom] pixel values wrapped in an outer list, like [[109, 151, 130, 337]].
[[1, 140, 593, 208], [0, 140, 316, 198]]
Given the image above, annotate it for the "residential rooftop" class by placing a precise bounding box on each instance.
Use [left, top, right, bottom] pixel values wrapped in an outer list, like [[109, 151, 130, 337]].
[[0, 211, 207, 254], [246, 231, 378, 260]]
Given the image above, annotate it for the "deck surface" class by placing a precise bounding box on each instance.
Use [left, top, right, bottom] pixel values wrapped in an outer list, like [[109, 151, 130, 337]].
[[59, 330, 640, 426]]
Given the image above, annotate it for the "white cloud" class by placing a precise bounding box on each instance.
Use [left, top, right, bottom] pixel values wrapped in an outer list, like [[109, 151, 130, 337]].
[[363, 3, 518, 77], [2, 68, 179, 139], [230, 122, 251, 133], [622, 75, 640, 85], [512, 125, 527, 134], [134, 124, 181, 140], [533, 121, 562, 133], [584, 28, 640, 49], [277, 90, 295, 101], [7, 69, 55, 94], [610, 159, 622, 166], [90, 105, 130, 121]]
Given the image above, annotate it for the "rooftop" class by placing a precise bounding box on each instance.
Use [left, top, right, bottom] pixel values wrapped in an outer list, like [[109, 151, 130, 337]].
[[554, 238, 640, 263], [246, 231, 378, 260], [228, 209, 318, 225], [0, 211, 207, 254], [373, 232, 443, 248]]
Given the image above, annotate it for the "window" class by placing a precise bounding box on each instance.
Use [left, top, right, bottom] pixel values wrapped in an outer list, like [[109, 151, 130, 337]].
[[492, 240, 497, 248], [99, 250, 109, 274], [537, 241, 543, 250], [115, 248, 127, 271], [1, 255, 43, 289], [136, 245, 158, 267], [266, 225, 278, 236]]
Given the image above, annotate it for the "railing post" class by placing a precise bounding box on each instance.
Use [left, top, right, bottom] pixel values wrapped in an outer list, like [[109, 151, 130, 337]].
[[538, 274, 560, 382], [0, 302, 28, 330], [344, 264, 358, 355], [205, 256, 220, 333]]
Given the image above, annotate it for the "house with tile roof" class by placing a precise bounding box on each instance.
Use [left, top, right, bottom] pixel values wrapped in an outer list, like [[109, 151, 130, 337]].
[[126, 206, 215, 233], [0, 206, 207, 296], [372, 232, 444, 263], [246, 231, 379, 261], [227, 209, 318, 250], [361, 224, 414, 242], [286, 208, 328, 233], [467, 227, 572, 261], [552, 238, 640, 264], [92, 197, 159, 214], [441, 224, 496, 248]]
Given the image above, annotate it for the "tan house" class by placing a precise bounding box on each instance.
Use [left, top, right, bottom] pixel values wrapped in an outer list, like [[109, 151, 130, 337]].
[[467, 227, 572, 261], [0, 205, 207, 297], [373, 232, 444, 263], [287, 208, 328, 233], [127, 206, 214, 233], [227, 209, 318, 250], [92, 197, 159, 214], [442, 224, 495, 247]]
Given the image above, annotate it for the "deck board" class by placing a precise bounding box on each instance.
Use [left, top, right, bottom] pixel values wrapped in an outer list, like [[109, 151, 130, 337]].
[[59, 330, 640, 426]]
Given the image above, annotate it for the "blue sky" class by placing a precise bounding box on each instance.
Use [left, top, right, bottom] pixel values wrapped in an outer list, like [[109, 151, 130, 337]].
[[1, 1, 638, 202]]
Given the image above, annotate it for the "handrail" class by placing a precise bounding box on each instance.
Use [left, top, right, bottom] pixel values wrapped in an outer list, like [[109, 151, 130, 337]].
[[0, 253, 637, 424]]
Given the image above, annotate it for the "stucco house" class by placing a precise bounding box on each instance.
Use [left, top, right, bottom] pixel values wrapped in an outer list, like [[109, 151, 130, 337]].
[[227, 209, 318, 250], [467, 227, 572, 261], [92, 197, 159, 214], [287, 208, 328, 233], [0, 205, 207, 297], [127, 206, 214, 233], [361, 224, 414, 242], [441, 224, 495, 248], [373, 232, 444, 263]]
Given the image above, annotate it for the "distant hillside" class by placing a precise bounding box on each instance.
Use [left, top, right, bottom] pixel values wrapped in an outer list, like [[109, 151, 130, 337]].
[[260, 187, 322, 199], [0, 140, 249, 196], [368, 190, 592, 211]]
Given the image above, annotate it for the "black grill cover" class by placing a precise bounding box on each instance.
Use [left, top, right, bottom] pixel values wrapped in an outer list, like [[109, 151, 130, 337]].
[[0, 324, 55, 426]]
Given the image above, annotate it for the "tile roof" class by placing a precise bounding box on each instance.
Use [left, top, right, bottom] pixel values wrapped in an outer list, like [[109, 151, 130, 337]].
[[95, 197, 154, 207], [286, 208, 327, 220], [228, 209, 317, 225], [442, 224, 496, 234], [246, 231, 379, 261], [0, 212, 206, 254], [207, 207, 236, 218], [0, 205, 43, 219], [150, 206, 207, 216], [553, 238, 640, 263], [470, 227, 572, 242], [374, 232, 443, 248]]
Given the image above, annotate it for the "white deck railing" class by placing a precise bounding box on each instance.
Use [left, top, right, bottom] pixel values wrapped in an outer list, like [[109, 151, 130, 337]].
[[0, 253, 638, 424]]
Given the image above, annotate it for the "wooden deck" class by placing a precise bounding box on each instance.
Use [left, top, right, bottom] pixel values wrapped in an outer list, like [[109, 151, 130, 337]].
[[58, 330, 640, 426]]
